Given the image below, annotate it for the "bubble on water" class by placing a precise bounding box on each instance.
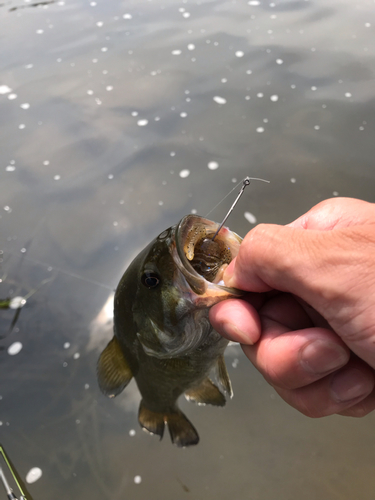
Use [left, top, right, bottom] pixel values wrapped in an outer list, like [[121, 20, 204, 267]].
[[365, 22, 371, 28], [101, 47, 108, 52], [21, 248, 26, 253], [172, 50, 182, 55], [257, 93, 263, 98], [213, 96, 226, 104], [134, 476, 142, 484], [123, 13, 132, 19], [256, 127, 264, 133], [183, 12, 190, 18], [96, 21, 103, 27], [108, 174, 114, 179], [4, 205, 10, 211], [43, 160, 50, 165], [36, 29, 44, 34], [54, 175, 61, 180], [290, 178, 296, 183], [276, 58, 283, 64], [208, 161, 219, 170], [180, 112, 187, 117], [232, 358, 239, 368], [9, 297, 26, 309], [20, 103, 30, 109], [129, 429, 136, 436], [191, 208, 197, 214], [244, 212, 257, 224], [8, 93, 17, 100], [6, 165, 16, 172], [270, 95, 279, 101], [137, 119, 148, 126], [131, 111, 138, 116], [8, 342, 23, 356], [84, 383, 90, 389], [179, 169, 190, 178], [246, 69, 252, 74], [345, 92, 352, 98], [333, 191, 339, 196], [248, 0, 260, 5], [170, 151, 176, 156], [19, 124, 25, 130], [0, 85, 12, 94], [73, 352, 80, 359], [235, 51, 244, 57], [187, 44, 195, 50], [87, 89, 94, 95], [26, 468, 42, 484], [314, 125, 320, 130], [64, 342, 70, 349]]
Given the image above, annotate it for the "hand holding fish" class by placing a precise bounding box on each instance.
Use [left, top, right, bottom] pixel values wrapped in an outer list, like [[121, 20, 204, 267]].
[[210, 197, 375, 418]]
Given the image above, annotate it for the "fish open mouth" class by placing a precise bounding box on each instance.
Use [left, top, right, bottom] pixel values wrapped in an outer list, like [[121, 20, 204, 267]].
[[175, 215, 242, 293]]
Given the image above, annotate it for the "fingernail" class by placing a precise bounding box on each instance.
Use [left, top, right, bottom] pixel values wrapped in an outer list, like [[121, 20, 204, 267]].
[[223, 323, 254, 345], [331, 368, 374, 403], [300, 340, 349, 375], [223, 262, 235, 287]]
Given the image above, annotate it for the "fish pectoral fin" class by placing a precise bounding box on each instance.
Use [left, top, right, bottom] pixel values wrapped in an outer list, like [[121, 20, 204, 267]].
[[138, 400, 165, 440], [166, 411, 199, 447], [215, 355, 233, 398], [185, 378, 226, 407], [97, 337, 133, 397]]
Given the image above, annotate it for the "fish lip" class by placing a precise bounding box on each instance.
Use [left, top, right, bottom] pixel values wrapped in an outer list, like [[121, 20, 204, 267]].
[[174, 214, 243, 296]]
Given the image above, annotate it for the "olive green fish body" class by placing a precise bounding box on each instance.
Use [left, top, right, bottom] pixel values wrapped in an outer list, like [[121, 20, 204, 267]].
[[98, 216, 243, 447]]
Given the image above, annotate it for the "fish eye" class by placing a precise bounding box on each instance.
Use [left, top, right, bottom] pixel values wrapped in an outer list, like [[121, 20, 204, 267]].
[[141, 271, 161, 289]]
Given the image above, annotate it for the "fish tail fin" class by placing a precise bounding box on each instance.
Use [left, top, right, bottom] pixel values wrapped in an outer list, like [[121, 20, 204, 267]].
[[138, 401, 199, 447], [166, 410, 199, 448], [138, 400, 165, 440]]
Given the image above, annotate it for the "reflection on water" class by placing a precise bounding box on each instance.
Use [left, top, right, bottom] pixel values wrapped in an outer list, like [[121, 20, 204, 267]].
[[1, 0, 375, 498]]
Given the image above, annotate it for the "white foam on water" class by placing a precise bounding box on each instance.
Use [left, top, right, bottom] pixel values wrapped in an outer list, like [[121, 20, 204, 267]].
[[8, 342, 23, 355], [244, 211, 257, 224], [187, 44, 195, 50], [73, 352, 80, 359], [6, 166, 15, 171], [256, 127, 264, 133], [248, 0, 260, 5], [123, 13, 132, 19], [0, 85, 13, 94], [129, 429, 136, 436], [208, 161, 219, 170], [290, 178, 296, 183], [235, 51, 244, 57], [213, 96, 226, 104], [172, 50, 182, 55], [26, 467, 42, 484], [179, 169, 190, 178], [137, 119, 148, 126], [183, 12, 190, 18], [63, 342, 70, 349], [345, 92, 352, 97], [276, 58, 283, 64], [270, 95, 279, 101], [8, 94, 17, 100], [134, 475, 142, 484], [54, 175, 61, 180], [9, 297, 26, 309], [180, 112, 187, 117]]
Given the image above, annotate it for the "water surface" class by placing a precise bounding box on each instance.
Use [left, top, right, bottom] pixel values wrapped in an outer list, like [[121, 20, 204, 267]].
[[1, 0, 375, 499]]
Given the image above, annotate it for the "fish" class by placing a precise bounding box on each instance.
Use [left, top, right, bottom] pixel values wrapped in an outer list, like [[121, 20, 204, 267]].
[[97, 214, 243, 447]]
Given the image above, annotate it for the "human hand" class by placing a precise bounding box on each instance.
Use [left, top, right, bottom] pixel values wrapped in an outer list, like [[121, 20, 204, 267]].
[[210, 197, 375, 417]]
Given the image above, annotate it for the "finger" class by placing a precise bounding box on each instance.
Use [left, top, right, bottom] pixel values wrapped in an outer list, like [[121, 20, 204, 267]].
[[242, 324, 350, 390], [273, 358, 375, 418], [209, 298, 262, 345], [338, 389, 375, 417]]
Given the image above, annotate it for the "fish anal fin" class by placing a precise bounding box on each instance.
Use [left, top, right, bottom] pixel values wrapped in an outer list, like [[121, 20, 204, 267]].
[[138, 400, 165, 440], [185, 378, 226, 407], [216, 355, 233, 398], [97, 337, 133, 397], [166, 411, 199, 447]]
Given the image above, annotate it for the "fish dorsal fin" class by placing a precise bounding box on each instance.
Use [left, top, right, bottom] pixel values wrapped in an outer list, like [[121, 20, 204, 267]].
[[97, 337, 133, 397], [185, 378, 226, 407], [166, 411, 199, 447], [216, 355, 233, 398], [138, 400, 165, 439]]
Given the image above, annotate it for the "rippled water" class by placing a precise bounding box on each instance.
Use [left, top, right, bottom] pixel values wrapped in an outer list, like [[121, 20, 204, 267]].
[[1, 0, 375, 499]]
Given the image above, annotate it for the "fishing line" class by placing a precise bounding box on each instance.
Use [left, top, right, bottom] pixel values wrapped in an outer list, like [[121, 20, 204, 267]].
[[205, 176, 270, 221]]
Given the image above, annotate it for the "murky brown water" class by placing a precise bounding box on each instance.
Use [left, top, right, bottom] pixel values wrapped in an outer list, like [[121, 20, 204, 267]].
[[1, 0, 375, 498]]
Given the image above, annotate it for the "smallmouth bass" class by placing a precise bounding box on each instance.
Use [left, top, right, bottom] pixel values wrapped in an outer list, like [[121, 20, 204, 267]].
[[97, 215, 243, 447]]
